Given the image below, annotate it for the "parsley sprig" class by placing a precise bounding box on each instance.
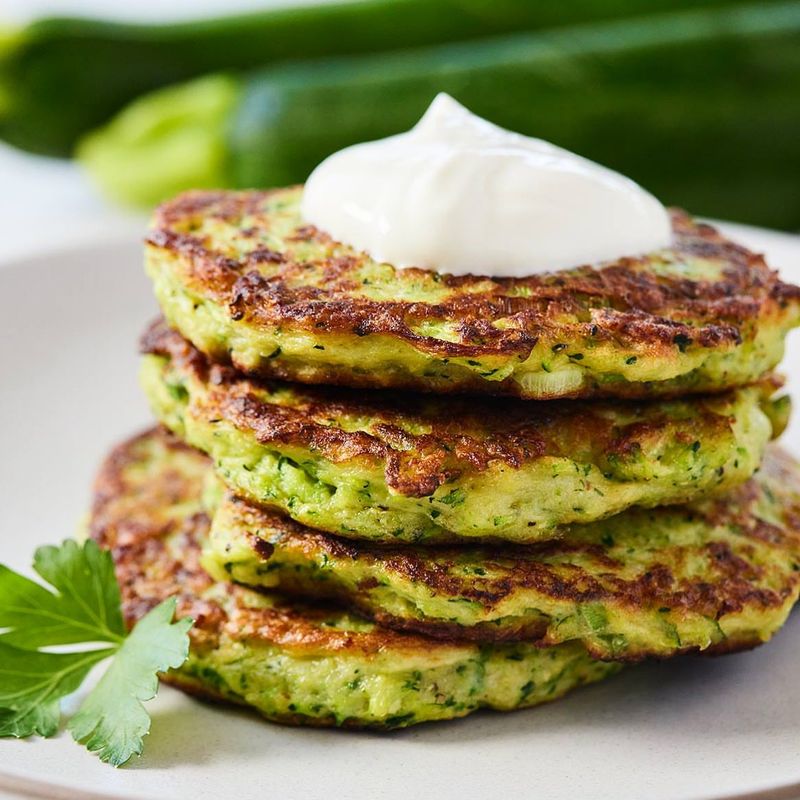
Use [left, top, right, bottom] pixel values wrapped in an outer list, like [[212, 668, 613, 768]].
[[0, 540, 192, 766]]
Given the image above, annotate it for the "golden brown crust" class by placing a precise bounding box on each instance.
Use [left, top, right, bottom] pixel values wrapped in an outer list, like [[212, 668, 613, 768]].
[[88, 429, 226, 648], [147, 188, 800, 363], [88, 429, 468, 657], [90, 429, 800, 661], [204, 435, 800, 660], [227, 442, 800, 641], [142, 320, 753, 499]]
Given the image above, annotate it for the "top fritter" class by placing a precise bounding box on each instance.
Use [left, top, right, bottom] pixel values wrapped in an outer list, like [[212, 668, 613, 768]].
[[146, 187, 800, 399]]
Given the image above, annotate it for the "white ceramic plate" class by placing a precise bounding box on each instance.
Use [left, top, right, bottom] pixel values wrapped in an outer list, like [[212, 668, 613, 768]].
[[1, 225, 800, 800]]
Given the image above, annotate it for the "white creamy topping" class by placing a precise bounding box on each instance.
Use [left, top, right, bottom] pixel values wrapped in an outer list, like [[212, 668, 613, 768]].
[[301, 93, 672, 277]]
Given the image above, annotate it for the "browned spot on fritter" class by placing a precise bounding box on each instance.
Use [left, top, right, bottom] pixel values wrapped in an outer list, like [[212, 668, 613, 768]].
[[250, 535, 275, 561], [142, 320, 744, 498], [88, 428, 471, 657], [147, 189, 800, 379]]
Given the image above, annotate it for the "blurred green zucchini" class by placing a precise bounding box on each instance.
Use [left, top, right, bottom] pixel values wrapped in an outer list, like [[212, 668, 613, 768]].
[[80, 2, 800, 228], [0, 0, 737, 157]]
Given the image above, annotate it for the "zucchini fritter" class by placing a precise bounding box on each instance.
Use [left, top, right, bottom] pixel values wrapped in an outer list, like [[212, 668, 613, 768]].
[[205, 444, 800, 660], [88, 428, 619, 728], [145, 187, 800, 399], [141, 320, 781, 544]]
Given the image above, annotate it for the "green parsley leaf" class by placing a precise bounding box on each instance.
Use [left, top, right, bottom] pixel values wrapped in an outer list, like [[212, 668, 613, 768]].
[[0, 643, 113, 738], [0, 540, 193, 766], [69, 597, 192, 766], [0, 539, 125, 647]]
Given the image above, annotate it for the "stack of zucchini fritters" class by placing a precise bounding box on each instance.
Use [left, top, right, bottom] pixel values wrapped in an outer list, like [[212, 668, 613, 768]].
[[88, 188, 800, 728]]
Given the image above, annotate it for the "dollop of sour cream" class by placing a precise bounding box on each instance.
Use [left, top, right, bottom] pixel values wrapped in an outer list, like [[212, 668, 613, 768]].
[[302, 94, 672, 277]]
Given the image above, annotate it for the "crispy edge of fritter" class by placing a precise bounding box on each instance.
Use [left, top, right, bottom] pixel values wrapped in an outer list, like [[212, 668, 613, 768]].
[[88, 427, 483, 659], [145, 188, 800, 366], [141, 318, 776, 500], [87, 427, 620, 726], [210, 445, 800, 659]]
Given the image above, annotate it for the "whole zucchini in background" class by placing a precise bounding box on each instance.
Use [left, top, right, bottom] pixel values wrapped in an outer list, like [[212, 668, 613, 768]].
[[80, 2, 800, 229], [0, 0, 742, 157]]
